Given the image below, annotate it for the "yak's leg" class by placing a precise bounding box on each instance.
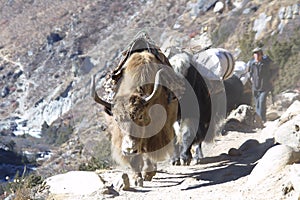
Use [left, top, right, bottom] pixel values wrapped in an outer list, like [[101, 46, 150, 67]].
[[129, 154, 144, 187], [180, 126, 195, 166], [180, 143, 192, 166], [171, 141, 181, 165], [179, 119, 198, 166], [191, 142, 204, 165], [171, 122, 181, 165], [143, 158, 157, 181]]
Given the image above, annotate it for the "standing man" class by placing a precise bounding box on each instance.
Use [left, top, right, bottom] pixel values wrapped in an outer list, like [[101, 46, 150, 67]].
[[248, 47, 278, 122]]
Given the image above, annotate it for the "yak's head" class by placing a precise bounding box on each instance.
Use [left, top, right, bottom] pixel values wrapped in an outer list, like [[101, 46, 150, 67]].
[[92, 51, 181, 156]]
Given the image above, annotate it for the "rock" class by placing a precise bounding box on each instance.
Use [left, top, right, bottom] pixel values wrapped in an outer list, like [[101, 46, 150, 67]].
[[253, 12, 272, 40], [114, 173, 131, 191], [292, 4, 299, 16], [197, 0, 219, 13], [267, 91, 300, 121], [180, 177, 201, 190], [160, 34, 189, 57], [162, 46, 185, 59], [238, 139, 260, 152], [242, 8, 251, 15], [289, 164, 300, 195], [266, 109, 280, 121], [278, 100, 300, 125], [228, 148, 242, 156], [247, 145, 300, 186], [223, 105, 264, 132], [46, 171, 105, 195], [189, 32, 212, 53], [275, 114, 300, 150], [12, 69, 23, 80], [101, 185, 119, 196], [232, 0, 248, 11], [273, 90, 300, 110], [285, 6, 293, 19], [47, 32, 63, 45], [1, 85, 10, 98], [78, 56, 94, 76], [278, 7, 286, 20], [213, 1, 225, 13]]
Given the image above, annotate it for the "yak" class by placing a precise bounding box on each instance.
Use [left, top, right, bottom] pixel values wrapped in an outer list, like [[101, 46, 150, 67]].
[[169, 52, 220, 165], [169, 49, 246, 165], [91, 34, 184, 186]]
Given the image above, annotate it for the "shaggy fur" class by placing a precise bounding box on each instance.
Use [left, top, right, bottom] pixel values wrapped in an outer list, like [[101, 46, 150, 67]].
[[105, 51, 183, 185]]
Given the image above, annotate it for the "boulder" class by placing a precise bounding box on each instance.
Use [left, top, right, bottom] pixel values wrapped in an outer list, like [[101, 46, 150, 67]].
[[275, 114, 300, 150], [189, 32, 212, 53], [278, 7, 285, 20], [213, 1, 225, 13], [292, 4, 299, 15], [253, 12, 272, 40], [197, 0, 219, 13], [247, 145, 300, 186], [278, 100, 300, 125], [222, 104, 264, 133], [46, 171, 105, 195], [289, 164, 300, 196], [273, 90, 300, 110], [267, 91, 300, 121], [285, 6, 293, 19], [266, 109, 280, 121], [1, 85, 10, 98]]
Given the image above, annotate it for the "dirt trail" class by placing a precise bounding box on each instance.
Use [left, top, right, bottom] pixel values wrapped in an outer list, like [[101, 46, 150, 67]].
[[96, 126, 293, 200]]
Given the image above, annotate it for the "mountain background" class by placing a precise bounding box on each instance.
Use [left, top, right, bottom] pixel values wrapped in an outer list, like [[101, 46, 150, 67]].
[[0, 0, 299, 197]]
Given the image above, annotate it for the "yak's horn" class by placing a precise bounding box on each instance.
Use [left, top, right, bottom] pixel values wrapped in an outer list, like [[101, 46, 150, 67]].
[[144, 68, 164, 103], [91, 75, 112, 109]]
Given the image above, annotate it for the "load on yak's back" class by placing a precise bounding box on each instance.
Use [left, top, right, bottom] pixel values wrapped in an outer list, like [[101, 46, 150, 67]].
[[168, 47, 252, 165], [193, 48, 235, 81]]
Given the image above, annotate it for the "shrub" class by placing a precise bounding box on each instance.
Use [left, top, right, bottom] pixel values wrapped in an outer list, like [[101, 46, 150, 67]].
[[79, 156, 110, 171], [238, 31, 257, 61], [212, 18, 239, 46], [41, 121, 74, 146], [1, 167, 44, 200]]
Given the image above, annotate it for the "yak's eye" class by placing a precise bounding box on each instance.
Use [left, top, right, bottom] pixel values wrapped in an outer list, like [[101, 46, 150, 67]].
[[138, 114, 143, 121]]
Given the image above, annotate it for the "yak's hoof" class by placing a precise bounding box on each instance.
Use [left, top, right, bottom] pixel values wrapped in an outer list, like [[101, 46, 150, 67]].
[[171, 159, 181, 166], [181, 158, 191, 166], [135, 177, 143, 187], [121, 173, 130, 190], [190, 158, 201, 165], [143, 171, 156, 181]]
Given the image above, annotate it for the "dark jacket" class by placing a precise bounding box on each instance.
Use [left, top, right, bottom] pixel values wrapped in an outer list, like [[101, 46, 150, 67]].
[[249, 55, 278, 92]]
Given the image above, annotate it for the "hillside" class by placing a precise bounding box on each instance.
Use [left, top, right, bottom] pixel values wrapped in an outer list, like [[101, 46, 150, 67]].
[[0, 0, 300, 199]]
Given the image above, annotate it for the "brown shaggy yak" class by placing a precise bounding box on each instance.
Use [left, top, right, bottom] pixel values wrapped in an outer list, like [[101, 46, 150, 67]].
[[91, 35, 184, 187]]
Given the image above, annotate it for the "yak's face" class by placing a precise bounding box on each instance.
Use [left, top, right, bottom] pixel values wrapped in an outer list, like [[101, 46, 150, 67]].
[[113, 92, 168, 156], [113, 94, 149, 156]]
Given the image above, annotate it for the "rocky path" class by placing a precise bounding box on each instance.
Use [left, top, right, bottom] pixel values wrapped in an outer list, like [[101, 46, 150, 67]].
[[40, 99, 300, 200], [100, 128, 299, 200], [45, 123, 300, 200], [98, 130, 274, 200]]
